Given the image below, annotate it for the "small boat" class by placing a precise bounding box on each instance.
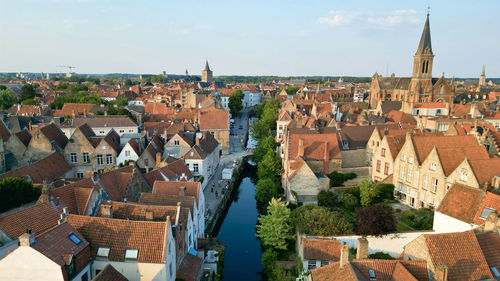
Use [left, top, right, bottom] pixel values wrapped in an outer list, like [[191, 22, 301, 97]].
[[248, 160, 256, 166]]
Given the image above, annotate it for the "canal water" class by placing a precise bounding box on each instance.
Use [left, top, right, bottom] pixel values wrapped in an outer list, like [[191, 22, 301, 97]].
[[217, 174, 263, 281]]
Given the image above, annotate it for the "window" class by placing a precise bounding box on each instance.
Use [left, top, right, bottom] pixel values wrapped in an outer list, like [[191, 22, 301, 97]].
[[430, 163, 437, 171], [82, 152, 89, 163], [125, 249, 138, 260], [320, 260, 329, 267], [432, 178, 438, 193], [480, 207, 495, 219], [369, 269, 376, 280], [119, 130, 124, 133], [401, 154, 406, 162], [193, 163, 199, 173], [423, 174, 428, 190], [381, 148, 386, 157], [97, 154, 103, 165], [106, 154, 113, 165], [96, 247, 110, 258], [144, 158, 149, 166], [446, 184, 451, 191], [99, 131, 105, 134], [81, 272, 88, 281], [76, 172, 84, 179], [408, 157, 414, 164], [399, 165, 405, 180], [174, 140, 180, 145], [376, 160, 381, 172], [409, 197, 415, 207], [70, 153, 77, 163], [384, 163, 389, 175], [308, 260, 317, 270], [461, 171, 468, 182], [125, 150, 130, 156], [129, 129, 134, 133], [68, 233, 82, 245], [407, 168, 412, 182]]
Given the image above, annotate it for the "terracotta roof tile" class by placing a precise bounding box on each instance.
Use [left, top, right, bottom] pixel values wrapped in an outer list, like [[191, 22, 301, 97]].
[[0, 203, 61, 238], [436, 183, 485, 224], [411, 135, 479, 165], [287, 132, 341, 160], [351, 260, 429, 281], [152, 181, 201, 208], [473, 192, 500, 225], [198, 109, 229, 130], [139, 193, 195, 214], [91, 264, 129, 281], [66, 214, 170, 263], [469, 158, 500, 185], [97, 201, 180, 222], [0, 153, 72, 184], [176, 253, 203, 281], [303, 238, 341, 261]]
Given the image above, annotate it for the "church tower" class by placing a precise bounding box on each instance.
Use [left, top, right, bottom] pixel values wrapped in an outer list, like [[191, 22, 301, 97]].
[[479, 65, 486, 87], [408, 12, 434, 108], [201, 60, 213, 83]]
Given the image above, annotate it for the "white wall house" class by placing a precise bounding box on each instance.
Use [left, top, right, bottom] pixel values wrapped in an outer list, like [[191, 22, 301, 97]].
[[412, 105, 449, 117], [220, 95, 229, 110], [117, 139, 141, 166], [243, 91, 261, 108], [432, 211, 476, 233], [183, 133, 220, 191]]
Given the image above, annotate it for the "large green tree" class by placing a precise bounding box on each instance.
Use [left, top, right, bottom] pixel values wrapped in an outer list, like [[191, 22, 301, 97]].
[[359, 179, 379, 207], [257, 150, 281, 182], [20, 84, 36, 101], [228, 90, 244, 116], [256, 198, 294, 250], [0, 177, 41, 213], [253, 136, 277, 163], [255, 178, 279, 204], [0, 89, 17, 110], [251, 99, 279, 141]]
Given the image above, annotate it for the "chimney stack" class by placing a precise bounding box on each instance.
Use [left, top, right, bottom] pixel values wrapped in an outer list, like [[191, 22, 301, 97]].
[[145, 211, 153, 221], [435, 263, 448, 281], [298, 138, 304, 157], [356, 237, 369, 259], [19, 228, 35, 247], [484, 211, 498, 231], [156, 152, 162, 165], [101, 204, 113, 218], [323, 141, 329, 174], [340, 244, 349, 268], [179, 186, 186, 197]]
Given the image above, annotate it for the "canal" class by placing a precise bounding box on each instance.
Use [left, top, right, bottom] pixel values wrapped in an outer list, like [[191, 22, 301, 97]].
[[216, 166, 263, 281]]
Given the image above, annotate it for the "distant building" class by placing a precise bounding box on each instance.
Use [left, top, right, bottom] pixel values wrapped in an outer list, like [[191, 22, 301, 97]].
[[201, 61, 213, 83]]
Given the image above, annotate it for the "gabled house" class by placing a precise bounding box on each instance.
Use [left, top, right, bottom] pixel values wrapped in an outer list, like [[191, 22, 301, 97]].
[[60, 115, 139, 139], [197, 108, 229, 154], [143, 159, 193, 187], [91, 130, 121, 174], [25, 123, 68, 162], [163, 132, 194, 159], [117, 138, 142, 166], [0, 222, 91, 281], [5, 128, 31, 165], [298, 237, 341, 271], [137, 134, 164, 173], [66, 214, 177, 281], [182, 132, 220, 189], [283, 157, 329, 203]]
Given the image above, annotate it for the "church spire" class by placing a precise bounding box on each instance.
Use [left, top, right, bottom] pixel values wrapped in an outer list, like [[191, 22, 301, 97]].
[[204, 60, 211, 71], [415, 12, 433, 55], [481, 64, 485, 76]]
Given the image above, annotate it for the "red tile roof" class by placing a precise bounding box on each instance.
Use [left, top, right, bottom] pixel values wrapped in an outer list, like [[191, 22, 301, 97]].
[[287, 131, 341, 160], [66, 214, 170, 264], [198, 109, 229, 130], [97, 201, 180, 222], [0, 203, 61, 238], [473, 192, 500, 225], [91, 264, 129, 281], [176, 253, 203, 281], [468, 158, 500, 185], [411, 135, 479, 165], [436, 183, 484, 224], [303, 238, 341, 261], [152, 181, 201, 208]]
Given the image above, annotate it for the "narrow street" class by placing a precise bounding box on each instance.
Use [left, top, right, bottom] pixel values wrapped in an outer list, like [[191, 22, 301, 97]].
[[203, 108, 252, 218]]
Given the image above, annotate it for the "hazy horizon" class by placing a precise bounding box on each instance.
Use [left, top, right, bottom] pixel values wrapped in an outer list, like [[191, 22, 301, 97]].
[[1, 0, 499, 77]]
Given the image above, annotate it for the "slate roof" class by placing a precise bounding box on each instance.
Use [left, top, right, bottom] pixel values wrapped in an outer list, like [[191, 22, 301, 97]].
[[0, 203, 61, 239], [0, 152, 72, 184], [0, 119, 11, 142], [416, 13, 433, 55], [66, 214, 170, 264], [15, 128, 32, 146], [377, 77, 412, 91], [380, 101, 402, 114], [475, 231, 500, 272]]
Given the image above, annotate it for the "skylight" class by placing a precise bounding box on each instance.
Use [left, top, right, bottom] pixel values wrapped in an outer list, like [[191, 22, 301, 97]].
[[125, 249, 138, 260], [68, 234, 81, 245], [491, 267, 500, 278], [369, 269, 376, 280], [97, 246, 110, 258], [480, 207, 495, 219]]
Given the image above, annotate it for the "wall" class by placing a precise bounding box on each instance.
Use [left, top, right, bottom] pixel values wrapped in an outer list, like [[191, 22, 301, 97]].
[[0, 246, 64, 281], [117, 142, 140, 166], [92, 261, 168, 281], [432, 211, 475, 233], [5, 136, 27, 162], [341, 149, 368, 168]]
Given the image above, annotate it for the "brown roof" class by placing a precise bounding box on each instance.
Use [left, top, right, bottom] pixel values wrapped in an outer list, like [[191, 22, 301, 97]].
[[66, 214, 170, 263], [303, 238, 341, 261], [0, 119, 12, 142], [198, 108, 229, 130], [436, 146, 489, 176], [15, 129, 32, 146], [50, 184, 95, 215], [476, 231, 500, 271], [126, 138, 141, 155], [473, 192, 500, 225], [97, 166, 138, 201], [152, 181, 201, 208], [53, 103, 99, 117], [198, 132, 219, 154], [33, 222, 90, 268], [436, 183, 485, 224], [97, 201, 180, 222], [183, 145, 207, 160], [0, 153, 72, 184], [64, 115, 137, 129], [100, 129, 121, 153], [411, 135, 479, 165], [176, 253, 203, 281], [0, 203, 61, 239], [287, 131, 341, 160], [40, 123, 68, 149], [469, 158, 500, 185], [138, 193, 195, 213], [91, 264, 129, 281], [424, 231, 493, 281]]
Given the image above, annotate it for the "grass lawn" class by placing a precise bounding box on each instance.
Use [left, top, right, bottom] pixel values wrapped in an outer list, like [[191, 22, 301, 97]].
[[395, 221, 414, 232]]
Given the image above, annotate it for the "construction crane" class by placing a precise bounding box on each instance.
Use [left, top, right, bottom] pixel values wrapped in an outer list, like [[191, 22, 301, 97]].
[[56, 65, 77, 78]]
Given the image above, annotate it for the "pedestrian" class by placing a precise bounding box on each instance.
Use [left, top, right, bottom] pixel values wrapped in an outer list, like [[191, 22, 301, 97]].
[[211, 186, 214, 193], [215, 191, 218, 199]]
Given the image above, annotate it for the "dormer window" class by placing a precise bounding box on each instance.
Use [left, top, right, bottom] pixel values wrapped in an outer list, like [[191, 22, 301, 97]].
[[480, 207, 495, 220], [125, 249, 138, 260], [97, 246, 110, 258], [369, 269, 376, 280]]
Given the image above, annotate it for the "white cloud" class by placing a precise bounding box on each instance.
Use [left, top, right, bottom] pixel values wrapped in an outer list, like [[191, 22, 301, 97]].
[[317, 9, 422, 29]]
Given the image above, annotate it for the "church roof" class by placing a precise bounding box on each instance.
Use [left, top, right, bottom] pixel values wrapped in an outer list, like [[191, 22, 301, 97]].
[[378, 77, 412, 90], [204, 60, 211, 71], [415, 13, 433, 55]]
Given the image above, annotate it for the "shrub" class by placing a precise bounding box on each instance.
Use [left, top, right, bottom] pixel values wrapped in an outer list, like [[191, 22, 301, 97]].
[[0, 177, 41, 213], [355, 204, 395, 236], [291, 204, 353, 236], [368, 252, 395, 260], [327, 171, 357, 187]]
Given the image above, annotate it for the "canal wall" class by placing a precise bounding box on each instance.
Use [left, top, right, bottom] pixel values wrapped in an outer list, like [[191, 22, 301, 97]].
[[205, 155, 255, 236]]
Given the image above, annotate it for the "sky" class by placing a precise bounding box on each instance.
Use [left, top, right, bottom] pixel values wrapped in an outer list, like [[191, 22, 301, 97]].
[[1, 0, 499, 78]]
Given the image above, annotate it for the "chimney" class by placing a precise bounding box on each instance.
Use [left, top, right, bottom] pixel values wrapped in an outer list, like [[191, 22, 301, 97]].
[[72, 109, 75, 117], [19, 228, 36, 247], [435, 263, 448, 281], [28, 121, 32, 131], [335, 122, 340, 130], [298, 138, 304, 157], [145, 211, 153, 221], [58, 207, 69, 224], [340, 244, 349, 267], [156, 152, 161, 164], [179, 186, 186, 196], [163, 128, 168, 140], [101, 204, 113, 218], [104, 110, 108, 116], [356, 237, 369, 259], [323, 141, 329, 174]]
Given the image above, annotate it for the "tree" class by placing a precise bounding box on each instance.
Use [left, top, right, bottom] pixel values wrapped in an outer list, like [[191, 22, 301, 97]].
[[116, 96, 129, 106], [255, 178, 279, 203], [124, 79, 133, 86], [0, 177, 41, 213], [22, 98, 38, 105], [261, 249, 278, 274], [291, 204, 353, 236], [327, 171, 357, 187], [318, 190, 339, 209], [269, 266, 294, 281], [0, 89, 17, 110], [257, 150, 281, 182], [359, 179, 380, 207], [228, 90, 244, 116], [286, 85, 299, 95], [20, 84, 36, 101], [355, 204, 395, 236], [256, 198, 294, 250], [253, 136, 277, 163]]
